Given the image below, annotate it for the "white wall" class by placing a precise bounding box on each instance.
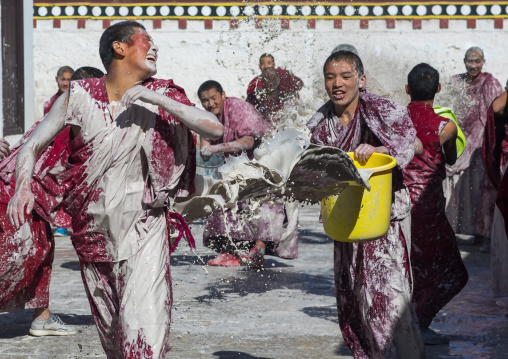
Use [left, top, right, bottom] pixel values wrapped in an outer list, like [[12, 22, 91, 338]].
[[32, 18, 508, 123]]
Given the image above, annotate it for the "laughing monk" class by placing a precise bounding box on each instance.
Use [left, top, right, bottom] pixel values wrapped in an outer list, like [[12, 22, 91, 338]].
[[7, 21, 223, 358], [404, 63, 468, 345], [444, 47, 503, 251], [307, 51, 424, 358]]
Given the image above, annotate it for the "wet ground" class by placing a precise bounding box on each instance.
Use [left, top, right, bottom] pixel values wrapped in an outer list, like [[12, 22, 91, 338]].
[[1, 205, 507, 358]]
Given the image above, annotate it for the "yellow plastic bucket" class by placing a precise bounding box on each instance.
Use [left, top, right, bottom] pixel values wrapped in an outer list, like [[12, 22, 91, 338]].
[[321, 152, 396, 242]]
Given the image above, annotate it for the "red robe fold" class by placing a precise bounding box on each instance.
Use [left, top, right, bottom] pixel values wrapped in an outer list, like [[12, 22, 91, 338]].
[[0, 123, 71, 312]]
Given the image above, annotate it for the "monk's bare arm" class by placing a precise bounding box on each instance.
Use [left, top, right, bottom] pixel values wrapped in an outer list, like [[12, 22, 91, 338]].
[[201, 136, 255, 161], [121, 85, 223, 140], [414, 138, 423, 155], [492, 91, 508, 116], [7, 92, 69, 227], [440, 121, 458, 166]]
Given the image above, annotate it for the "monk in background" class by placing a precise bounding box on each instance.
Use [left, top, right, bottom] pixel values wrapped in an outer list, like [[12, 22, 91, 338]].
[[404, 63, 468, 345], [443, 47, 503, 252], [247, 53, 303, 100]]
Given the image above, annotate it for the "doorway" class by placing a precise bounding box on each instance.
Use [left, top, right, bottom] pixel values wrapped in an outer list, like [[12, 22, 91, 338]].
[[2, 0, 25, 136]]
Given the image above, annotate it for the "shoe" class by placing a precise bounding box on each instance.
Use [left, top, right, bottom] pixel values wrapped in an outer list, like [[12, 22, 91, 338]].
[[242, 247, 265, 270], [420, 327, 450, 345], [29, 313, 77, 336], [207, 253, 240, 266], [53, 228, 68, 237], [479, 238, 491, 253]]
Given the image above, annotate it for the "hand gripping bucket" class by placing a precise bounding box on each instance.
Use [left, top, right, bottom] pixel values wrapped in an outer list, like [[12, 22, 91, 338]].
[[321, 152, 397, 242], [196, 150, 224, 179]]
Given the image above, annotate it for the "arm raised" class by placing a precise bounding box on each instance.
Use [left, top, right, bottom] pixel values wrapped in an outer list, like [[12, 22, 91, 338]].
[[7, 91, 69, 227], [122, 85, 223, 140]]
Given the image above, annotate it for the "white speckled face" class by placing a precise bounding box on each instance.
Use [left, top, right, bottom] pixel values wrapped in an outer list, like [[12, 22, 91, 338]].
[[324, 60, 365, 113]]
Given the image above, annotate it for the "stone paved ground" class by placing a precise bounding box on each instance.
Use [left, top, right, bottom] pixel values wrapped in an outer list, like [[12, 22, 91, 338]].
[[1, 205, 507, 358]]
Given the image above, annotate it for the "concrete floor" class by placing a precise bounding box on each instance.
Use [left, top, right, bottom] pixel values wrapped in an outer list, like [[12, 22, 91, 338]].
[[1, 205, 507, 358]]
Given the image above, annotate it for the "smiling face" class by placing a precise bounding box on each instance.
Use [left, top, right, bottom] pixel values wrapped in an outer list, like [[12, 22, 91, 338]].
[[324, 60, 366, 114], [464, 51, 484, 80], [56, 71, 73, 93], [123, 28, 158, 78], [259, 56, 275, 72], [199, 88, 226, 117]]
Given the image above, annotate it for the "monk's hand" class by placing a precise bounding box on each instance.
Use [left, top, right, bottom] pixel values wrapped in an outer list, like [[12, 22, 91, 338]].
[[121, 85, 163, 108], [354, 144, 376, 166], [0, 138, 10, 160], [201, 146, 214, 162], [7, 182, 34, 228]]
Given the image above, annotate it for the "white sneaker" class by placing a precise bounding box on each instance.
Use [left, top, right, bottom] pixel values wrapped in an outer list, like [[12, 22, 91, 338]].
[[29, 313, 77, 336]]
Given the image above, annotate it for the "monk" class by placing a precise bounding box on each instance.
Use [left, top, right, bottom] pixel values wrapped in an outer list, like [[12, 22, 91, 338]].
[[307, 50, 424, 358], [199, 80, 297, 269], [247, 67, 297, 132], [443, 47, 503, 252], [247, 53, 303, 99], [8, 21, 223, 358], [43, 66, 74, 115], [483, 89, 508, 298], [404, 63, 468, 345], [0, 67, 103, 337]]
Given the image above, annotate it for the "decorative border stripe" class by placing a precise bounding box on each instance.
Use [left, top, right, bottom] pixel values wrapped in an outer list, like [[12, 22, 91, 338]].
[[33, 3, 508, 19]]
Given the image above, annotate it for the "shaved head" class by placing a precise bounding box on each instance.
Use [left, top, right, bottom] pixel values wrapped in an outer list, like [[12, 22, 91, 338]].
[[465, 46, 485, 59]]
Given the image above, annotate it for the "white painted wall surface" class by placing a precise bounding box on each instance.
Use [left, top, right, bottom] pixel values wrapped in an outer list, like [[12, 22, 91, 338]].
[[32, 18, 508, 124]]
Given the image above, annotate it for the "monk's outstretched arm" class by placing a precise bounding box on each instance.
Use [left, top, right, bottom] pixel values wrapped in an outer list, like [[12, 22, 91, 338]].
[[121, 85, 223, 140], [7, 92, 69, 227]]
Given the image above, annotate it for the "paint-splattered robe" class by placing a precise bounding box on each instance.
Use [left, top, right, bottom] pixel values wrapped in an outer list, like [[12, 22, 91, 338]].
[[203, 97, 299, 258], [404, 101, 468, 327], [444, 72, 503, 238], [0, 122, 71, 312], [307, 90, 424, 359], [483, 94, 508, 297], [61, 76, 196, 358]]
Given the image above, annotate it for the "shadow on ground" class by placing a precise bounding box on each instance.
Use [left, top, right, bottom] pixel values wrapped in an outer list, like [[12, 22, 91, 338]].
[[60, 260, 81, 271], [301, 305, 338, 324], [194, 270, 335, 303], [299, 229, 333, 244], [212, 351, 271, 359], [170, 254, 292, 268]]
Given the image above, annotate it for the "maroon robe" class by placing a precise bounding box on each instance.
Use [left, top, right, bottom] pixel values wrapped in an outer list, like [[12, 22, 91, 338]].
[[43, 92, 61, 115], [404, 101, 468, 328], [307, 90, 424, 358], [247, 67, 303, 97], [445, 72, 503, 238], [0, 122, 71, 312]]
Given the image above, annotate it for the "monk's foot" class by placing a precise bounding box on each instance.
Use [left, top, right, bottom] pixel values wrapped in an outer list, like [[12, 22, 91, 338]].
[[207, 253, 240, 267], [30, 312, 76, 336], [420, 327, 450, 345], [242, 247, 265, 270]]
